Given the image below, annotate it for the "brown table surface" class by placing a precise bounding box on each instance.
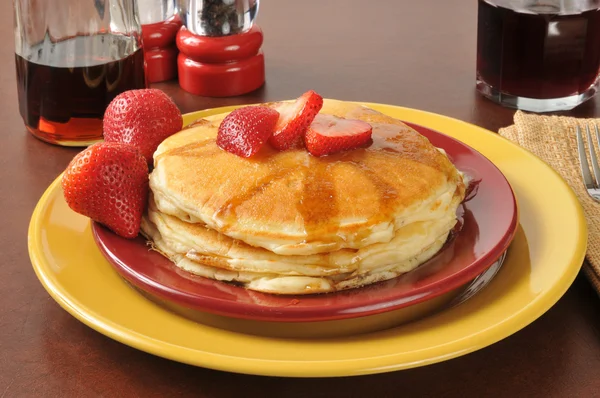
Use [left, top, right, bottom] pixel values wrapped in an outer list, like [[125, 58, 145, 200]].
[[3, 0, 600, 396]]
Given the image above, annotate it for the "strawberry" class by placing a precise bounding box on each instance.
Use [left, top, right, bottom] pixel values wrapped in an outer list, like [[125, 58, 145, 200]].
[[269, 90, 323, 150], [62, 142, 149, 239], [103, 88, 183, 165], [217, 106, 280, 157], [304, 114, 373, 157]]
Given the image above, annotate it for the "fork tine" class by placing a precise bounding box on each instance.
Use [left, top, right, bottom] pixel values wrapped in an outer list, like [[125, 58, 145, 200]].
[[586, 124, 600, 188], [595, 123, 600, 164], [577, 125, 595, 189]]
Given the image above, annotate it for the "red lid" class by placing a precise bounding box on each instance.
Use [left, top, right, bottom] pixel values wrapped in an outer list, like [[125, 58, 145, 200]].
[[176, 25, 263, 63], [142, 15, 182, 49]]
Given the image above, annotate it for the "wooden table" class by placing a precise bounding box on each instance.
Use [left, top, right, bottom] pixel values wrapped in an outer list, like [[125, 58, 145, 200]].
[[2, 0, 600, 396]]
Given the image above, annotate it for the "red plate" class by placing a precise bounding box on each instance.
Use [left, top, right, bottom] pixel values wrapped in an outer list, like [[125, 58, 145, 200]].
[[92, 123, 518, 323]]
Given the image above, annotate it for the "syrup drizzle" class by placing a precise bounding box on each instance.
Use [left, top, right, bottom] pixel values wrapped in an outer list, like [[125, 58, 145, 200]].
[[213, 161, 298, 231], [296, 157, 338, 239], [156, 139, 218, 161], [347, 160, 399, 220]]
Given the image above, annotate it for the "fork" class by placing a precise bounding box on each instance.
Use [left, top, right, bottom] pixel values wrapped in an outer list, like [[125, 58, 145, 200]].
[[576, 124, 600, 202]]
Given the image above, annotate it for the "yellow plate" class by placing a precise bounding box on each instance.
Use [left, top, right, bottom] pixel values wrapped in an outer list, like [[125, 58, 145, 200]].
[[28, 103, 587, 377]]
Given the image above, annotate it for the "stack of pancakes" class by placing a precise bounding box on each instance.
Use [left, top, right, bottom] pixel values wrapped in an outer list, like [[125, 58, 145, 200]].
[[141, 99, 467, 295]]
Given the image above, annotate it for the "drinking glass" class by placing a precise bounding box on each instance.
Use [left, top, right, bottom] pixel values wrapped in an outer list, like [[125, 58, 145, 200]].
[[476, 0, 600, 112], [14, 0, 147, 146]]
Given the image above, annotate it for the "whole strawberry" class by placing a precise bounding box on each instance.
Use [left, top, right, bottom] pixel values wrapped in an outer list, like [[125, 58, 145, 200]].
[[62, 142, 149, 238], [217, 106, 280, 157], [103, 89, 183, 164]]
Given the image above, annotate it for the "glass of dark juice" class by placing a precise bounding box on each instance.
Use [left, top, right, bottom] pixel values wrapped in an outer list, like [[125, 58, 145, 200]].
[[14, 0, 147, 146], [477, 0, 600, 112]]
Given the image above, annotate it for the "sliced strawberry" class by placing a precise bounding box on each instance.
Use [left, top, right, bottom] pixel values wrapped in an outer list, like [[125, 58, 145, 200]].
[[217, 106, 280, 157], [62, 142, 149, 239], [269, 90, 323, 150], [304, 114, 373, 157], [103, 88, 183, 165]]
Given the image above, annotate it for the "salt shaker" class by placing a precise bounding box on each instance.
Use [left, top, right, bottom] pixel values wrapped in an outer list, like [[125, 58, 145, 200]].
[[176, 0, 264, 97], [138, 0, 183, 83]]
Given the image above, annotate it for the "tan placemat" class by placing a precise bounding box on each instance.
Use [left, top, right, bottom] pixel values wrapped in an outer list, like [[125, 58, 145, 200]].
[[499, 111, 599, 294]]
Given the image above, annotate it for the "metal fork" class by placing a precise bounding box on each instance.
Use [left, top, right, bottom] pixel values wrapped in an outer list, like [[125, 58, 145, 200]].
[[576, 124, 600, 202]]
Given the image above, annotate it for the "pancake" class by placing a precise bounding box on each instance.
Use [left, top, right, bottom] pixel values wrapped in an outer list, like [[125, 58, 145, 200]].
[[143, 193, 457, 273], [149, 99, 466, 256], [141, 208, 451, 295]]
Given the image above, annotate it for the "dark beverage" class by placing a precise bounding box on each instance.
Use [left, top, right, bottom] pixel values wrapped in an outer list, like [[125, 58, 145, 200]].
[[477, 0, 600, 112], [15, 34, 146, 146]]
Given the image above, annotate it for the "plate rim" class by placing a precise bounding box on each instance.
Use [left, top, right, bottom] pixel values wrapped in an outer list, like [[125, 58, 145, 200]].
[[28, 102, 588, 377]]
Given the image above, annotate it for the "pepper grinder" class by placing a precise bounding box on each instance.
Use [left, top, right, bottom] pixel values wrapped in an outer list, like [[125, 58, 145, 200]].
[[176, 0, 264, 97]]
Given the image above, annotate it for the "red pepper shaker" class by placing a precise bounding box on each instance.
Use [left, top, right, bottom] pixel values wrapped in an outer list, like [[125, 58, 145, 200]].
[[176, 0, 264, 97], [139, 0, 183, 83]]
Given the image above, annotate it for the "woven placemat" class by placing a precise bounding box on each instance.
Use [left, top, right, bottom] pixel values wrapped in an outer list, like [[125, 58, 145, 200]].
[[499, 111, 599, 294]]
